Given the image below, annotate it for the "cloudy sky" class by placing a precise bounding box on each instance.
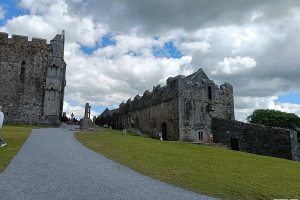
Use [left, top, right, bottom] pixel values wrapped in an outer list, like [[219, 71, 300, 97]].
[[1, 0, 300, 121]]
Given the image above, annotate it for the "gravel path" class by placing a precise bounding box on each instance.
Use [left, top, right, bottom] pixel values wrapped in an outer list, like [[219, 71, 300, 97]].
[[0, 125, 218, 200]]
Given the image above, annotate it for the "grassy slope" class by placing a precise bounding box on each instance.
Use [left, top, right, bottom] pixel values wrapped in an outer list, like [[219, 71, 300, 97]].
[[0, 125, 46, 173], [75, 128, 300, 200]]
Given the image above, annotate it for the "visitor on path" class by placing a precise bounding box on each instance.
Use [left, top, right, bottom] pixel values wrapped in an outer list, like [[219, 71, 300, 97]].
[[0, 106, 7, 147], [61, 113, 68, 130], [131, 118, 134, 128]]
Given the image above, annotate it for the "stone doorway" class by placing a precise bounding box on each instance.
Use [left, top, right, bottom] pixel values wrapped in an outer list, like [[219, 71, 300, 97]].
[[230, 138, 239, 151], [162, 123, 167, 140]]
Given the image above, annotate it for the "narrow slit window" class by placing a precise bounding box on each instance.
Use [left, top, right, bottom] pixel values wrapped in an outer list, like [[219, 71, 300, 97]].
[[208, 86, 212, 100]]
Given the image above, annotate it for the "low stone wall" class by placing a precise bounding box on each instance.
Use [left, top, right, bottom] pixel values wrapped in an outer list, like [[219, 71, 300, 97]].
[[212, 118, 299, 161]]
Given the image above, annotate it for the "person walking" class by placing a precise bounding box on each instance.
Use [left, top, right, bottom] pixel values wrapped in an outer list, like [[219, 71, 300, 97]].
[[61, 113, 68, 131], [131, 118, 134, 128], [0, 106, 7, 147]]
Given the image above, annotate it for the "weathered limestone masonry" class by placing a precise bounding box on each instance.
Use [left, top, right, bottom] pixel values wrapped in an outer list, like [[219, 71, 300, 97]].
[[178, 68, 234, 141], [119, 68, 234, 141], [212, 118, 300, 161], [0, 31, 66, 127]]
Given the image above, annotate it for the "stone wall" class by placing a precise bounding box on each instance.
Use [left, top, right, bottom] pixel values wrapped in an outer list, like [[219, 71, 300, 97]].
[[118, 68, 234, 141], [0, 33, 49, 125], [212, 118, 300, 161], [0, 32, 66, 127], [119, 77, 180, 140], [178, 69, 234, 141]]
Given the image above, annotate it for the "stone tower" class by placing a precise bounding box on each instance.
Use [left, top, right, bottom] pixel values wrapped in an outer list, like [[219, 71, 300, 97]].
[[37, 31, 66, 127], [0, 31, 66, 127]]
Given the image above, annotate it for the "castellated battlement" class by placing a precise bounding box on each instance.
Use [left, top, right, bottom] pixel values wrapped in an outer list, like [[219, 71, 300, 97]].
[[0, 32, 49, 45], [119, 78, 180, 114], [119, 69, 233, 116]]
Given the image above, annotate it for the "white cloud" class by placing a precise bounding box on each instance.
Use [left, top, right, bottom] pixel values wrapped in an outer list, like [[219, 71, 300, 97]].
[[180, 41, 210, 53], [1, 0, 300, 123], [212, 56, 257, 75], [2, 0, 108, 47], [0, 5, 6, 20], [235, 96, 300, 122], [63, 101, 99, 120], [273, 102, 300, 117], [64, 37, 193, 107]]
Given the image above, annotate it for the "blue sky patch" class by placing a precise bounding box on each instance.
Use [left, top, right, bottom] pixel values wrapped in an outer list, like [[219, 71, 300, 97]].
[[101, 35, 116, 47], [0, 1, 29, 26], [153, 41, 183, 58], [90, 105, 105, 116], [80, 42, 100, 55], [275, 91, 300, 104], [80, 34, 116, 55]]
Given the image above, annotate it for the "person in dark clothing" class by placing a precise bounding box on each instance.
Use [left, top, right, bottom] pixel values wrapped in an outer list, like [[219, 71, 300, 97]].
[[61, 113, 68, 130]]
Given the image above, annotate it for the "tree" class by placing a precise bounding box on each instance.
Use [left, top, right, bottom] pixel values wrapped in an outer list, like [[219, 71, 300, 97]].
[[247, 109, 300, 130]]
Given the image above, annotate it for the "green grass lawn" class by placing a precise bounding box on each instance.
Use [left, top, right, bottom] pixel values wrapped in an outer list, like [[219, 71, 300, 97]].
[[75, 128, 300, 200], [0, 124, 46, 173]]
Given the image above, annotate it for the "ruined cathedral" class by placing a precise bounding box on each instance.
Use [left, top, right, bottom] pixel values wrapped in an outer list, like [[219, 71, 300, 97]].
[[98, 69, 299, 162], [98, 68, 235, 141], [0, 31, 66, 127]]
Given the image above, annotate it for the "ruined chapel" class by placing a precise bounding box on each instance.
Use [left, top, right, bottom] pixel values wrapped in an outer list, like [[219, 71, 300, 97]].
[[0, 31, 66, 127], [98, 68, 235, 141], [98, 69, 300, 161]]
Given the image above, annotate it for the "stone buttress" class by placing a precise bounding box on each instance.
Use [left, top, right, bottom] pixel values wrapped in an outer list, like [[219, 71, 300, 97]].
[[38, 31, 66, 127]]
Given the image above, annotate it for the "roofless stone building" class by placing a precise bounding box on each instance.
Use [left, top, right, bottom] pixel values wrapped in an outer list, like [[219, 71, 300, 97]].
[[99, 68, 300, 161], [119, 68, 234, 141], [0, 31, 66, 127], [97, 68, 234, 141]]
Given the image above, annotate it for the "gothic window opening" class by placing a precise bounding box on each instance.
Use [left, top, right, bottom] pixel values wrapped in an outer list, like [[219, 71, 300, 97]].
[[208, 86, 212, 100]]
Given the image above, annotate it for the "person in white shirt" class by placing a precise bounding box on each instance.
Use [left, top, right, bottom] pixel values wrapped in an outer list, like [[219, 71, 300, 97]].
[[0, 106, 7, 147]]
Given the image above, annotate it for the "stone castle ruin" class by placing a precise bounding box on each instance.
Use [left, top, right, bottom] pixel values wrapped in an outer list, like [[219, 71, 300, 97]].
[[0, 30, 298, 161], [98, 68, 234, 140], [119, 68, 234, 141], [0, 31, 66, 127], [98, 68, 300, 162]]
